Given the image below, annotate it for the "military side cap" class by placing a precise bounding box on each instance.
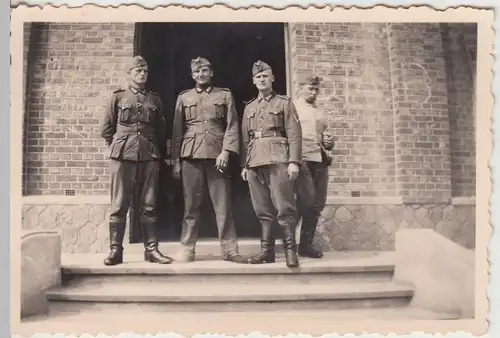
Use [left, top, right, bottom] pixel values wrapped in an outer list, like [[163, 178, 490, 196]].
[[252, 60, 272, 76], [191, 57, 211, 71], [127, 55, 148, 71], [302, 75, 322, 86]]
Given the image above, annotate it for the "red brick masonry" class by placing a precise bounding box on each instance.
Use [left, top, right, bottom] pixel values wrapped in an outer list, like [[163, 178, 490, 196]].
[[21, 22, 477, 252]]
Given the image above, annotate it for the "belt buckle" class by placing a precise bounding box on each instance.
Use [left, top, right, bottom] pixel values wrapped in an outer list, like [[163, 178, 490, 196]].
[[254, 131, 262, 138]]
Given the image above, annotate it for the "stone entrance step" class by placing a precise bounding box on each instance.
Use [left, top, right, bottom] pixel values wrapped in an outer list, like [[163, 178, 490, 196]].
[[46, 281, 413, 312], [45, 251, 413, 313], [122, 238, 285, 256], [60, 251, 396, 285]]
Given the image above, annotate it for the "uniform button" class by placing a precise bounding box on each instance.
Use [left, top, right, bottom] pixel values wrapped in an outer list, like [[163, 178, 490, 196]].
[[138, 122, 141, 125], [205, 131, 208, 134], [138, 132, 141, 135]]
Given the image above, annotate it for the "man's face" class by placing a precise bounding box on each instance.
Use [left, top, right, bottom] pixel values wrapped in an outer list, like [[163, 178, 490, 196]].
[[301, 84, 319, 103], [253, 69, 274, 91], [192, 66, 213, 86], [129, 66, 148, 86]]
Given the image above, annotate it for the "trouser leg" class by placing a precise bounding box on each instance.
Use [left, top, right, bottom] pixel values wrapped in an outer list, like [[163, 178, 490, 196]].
[[137, 160, 172, 264], [206, 162, 245, 263], [178, 159, 205, 262], [246, 166, 276, 264], [296, 161, 326, 258], [105, 159, 134, 266], [269, 163, 299, 267]]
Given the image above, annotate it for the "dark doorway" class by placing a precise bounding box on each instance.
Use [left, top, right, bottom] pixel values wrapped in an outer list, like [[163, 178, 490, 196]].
[[129, 23, 288, 242]]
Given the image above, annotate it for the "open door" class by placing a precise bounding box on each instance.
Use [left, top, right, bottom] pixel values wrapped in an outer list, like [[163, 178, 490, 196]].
[[131, 22, 288, 242]]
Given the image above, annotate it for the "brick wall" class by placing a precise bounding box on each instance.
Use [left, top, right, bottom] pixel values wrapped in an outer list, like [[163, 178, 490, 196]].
[[387, 23, 452, 203], [23, 22, 32, 195], [442, 23, 477, 197], [23, 23, 135, 195], [290, 22, 476, 202], [290, 23, 396, 198], [23, 22, 476, 200]]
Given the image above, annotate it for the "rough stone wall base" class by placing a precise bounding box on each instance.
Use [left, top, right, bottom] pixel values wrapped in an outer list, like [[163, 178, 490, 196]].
[[314, 203, 475, 251], [21, 202, 475, 254]]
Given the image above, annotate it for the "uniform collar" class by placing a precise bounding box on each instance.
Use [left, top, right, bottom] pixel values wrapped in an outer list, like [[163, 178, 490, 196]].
[[195, 85, 213, 93], [257, 90, 275, 102], [129, 85, 146, 95]]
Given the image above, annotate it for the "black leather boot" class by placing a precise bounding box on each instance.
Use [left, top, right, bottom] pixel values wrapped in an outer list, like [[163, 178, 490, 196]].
[[298, 216, 323, 258], [104, 222, 125, 266], [143, 222, 173, 264], [247, 238, 275, 264], [282, 224, 299, 268]]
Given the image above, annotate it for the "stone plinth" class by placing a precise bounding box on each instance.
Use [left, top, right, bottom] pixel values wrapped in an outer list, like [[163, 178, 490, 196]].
[[314, 201, 475, 252], [392, 228, 474, 318], [21, 230, 62, 318], [22, 197, 475, 254]]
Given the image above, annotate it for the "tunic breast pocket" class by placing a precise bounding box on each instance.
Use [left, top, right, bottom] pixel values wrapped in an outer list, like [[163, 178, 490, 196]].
[[246, 110, 256, 131], [213, 101, 226, 119], [145, 104, 158, 123], [268, 109, 284, 128], [117, 101, 132, 123], [184, 102, 197, 121]]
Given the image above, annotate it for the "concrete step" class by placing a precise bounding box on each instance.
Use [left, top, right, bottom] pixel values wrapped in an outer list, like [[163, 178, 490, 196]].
[[46, 281, 414, 312], [61, 251, 396, 285], [123, 238, 283, 255]]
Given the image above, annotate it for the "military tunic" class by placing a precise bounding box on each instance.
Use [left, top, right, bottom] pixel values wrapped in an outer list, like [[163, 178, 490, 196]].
[[172, 85, 240, 255], [241, 91, 302, 237], [100, 85, 166, 225]]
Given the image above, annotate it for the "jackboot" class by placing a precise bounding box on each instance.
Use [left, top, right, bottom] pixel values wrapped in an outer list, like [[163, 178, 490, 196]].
[[103, 222, 126, 266], [247, 221, 275, 264], [247, 238, 275, 264], [298, 216, 323, 258], [142, 222, 173, 264], [282, 224, 299, 268]]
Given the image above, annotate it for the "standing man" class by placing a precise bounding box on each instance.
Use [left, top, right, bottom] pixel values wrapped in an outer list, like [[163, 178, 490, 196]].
[[293, 75, 334, 259], [172, 57, 246, 264], [241, 61, 303, 268], [100, 55, 173, 266]]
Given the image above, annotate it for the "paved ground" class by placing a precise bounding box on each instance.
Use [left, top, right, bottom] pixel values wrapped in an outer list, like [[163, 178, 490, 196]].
[[17, 307, 461, 337]]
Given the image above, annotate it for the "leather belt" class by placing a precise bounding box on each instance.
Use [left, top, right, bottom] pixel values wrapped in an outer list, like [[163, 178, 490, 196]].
[[251, 130, 285, 139]]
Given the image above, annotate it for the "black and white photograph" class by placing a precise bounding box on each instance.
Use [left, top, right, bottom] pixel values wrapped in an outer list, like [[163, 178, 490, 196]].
[[12, 5, 493, 336]]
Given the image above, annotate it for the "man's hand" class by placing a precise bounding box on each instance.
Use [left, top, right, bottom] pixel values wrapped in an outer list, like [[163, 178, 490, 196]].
[[322, 132, 334, 150], [173, 159, 182, 180], [216, 150, 230, 172], [241, 168, 248, 181], [287, 162, 300, 181]]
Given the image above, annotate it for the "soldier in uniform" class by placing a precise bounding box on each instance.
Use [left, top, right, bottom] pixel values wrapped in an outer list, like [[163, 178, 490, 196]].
[[293, 75, 334, 259], [241, 61, 303, 268], [100, 55, 173, 266], [172, 57, 246, 264]]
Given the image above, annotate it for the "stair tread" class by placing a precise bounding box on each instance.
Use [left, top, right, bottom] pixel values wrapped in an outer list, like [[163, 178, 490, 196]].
[[47, 281, 413, 301], [62, 251, 395, 275]]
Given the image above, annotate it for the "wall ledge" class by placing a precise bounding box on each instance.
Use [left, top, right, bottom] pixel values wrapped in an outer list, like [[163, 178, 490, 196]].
[[326, 196, 404, 205], [22, 195, 110, 205], [21, 195, 476, 206], [451, 196, 476, 205]]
